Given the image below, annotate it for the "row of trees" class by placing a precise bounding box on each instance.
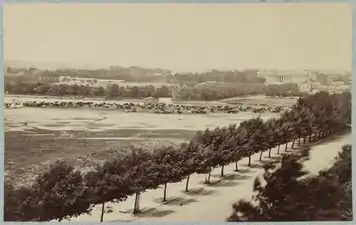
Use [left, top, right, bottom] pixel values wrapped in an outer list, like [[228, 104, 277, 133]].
[[176, 83, 308, 101], [6, 66, 170, 82], [4, 91, 351, 222], [265, 83, 308, 97], [5, 81, 172, 98], [228, 144, 352, 221], [5, 80, 307, 100], [6, 67, 264, 84], [174, 82, 266, 101], [166, 70, 265, 84]]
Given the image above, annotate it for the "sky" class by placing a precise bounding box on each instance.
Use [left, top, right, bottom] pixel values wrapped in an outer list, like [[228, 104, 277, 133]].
[[4, 3, 352, 72]]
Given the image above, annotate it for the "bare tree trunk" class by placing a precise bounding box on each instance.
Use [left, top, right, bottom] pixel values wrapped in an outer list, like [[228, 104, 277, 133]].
[[259, 151, 263, 161], [308, 134, 312, 142], [163, 183, 167, 202], [234, 161, 239, 171], [303, 136, 307, 144], [277, 145, 281, 154], [100, 202, 105, 222], [205, 171, 212, 184], [248, 155, 252, 166], [133, 192, 141, 214], [285, 143, 288, 152], [291, 139, 296, 149], [268, 148, 272, 158], [221, 165, 225, 177], [185, 175, 190, 192]]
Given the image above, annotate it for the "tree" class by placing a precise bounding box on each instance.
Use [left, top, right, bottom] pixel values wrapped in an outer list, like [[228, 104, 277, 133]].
[[85, 158, 131, 222], [34, 161, 92, 222], [239, 117, 265, 166], [106, 84, 120, 97], [180, 143, 199, 192], [4, 182, 39, 221], [117, 147, 162, 214], [152, 146, 186, 201]]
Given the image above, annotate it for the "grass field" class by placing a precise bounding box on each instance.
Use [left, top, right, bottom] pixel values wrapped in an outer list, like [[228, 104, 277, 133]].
[[5, 106, 278, 186]]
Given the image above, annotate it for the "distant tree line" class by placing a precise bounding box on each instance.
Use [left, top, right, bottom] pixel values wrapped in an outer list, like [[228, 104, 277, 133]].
[[7, 67, 266, 84], [175, 83, 307, 101], [166, 70, 265, 84], [4, 92, 351, 222], [5, 80, 308, 100], [5, 81, 172, 99], [6, 66, 170, 82], [265, 83, 308, 97]]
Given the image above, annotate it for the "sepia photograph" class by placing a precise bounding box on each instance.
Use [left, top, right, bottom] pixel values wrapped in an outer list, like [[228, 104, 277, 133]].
[[3, 3, 352, 222]]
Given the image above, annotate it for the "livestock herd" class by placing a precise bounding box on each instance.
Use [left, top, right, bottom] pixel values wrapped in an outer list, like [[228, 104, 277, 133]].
[[4, 99, 288, 114]]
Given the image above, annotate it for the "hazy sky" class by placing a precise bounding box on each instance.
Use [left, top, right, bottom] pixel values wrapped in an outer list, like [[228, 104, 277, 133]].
[[4, 3, 352, 72]]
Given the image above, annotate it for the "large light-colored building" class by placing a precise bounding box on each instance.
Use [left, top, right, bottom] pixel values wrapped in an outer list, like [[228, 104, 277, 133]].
[[257, 70, 317, 85], [258, 70, 319, 93]]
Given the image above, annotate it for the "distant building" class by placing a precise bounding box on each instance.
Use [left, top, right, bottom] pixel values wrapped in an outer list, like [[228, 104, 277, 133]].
[[326, 84, 351, 94], [298, 80, 313, 93], [38, 75, 59, 83], [159, 97, 172, 104], [331, 81, 346, 86], [197, 81, 233, 88], [257, 70, 317, 85], [143, 97, 159, 105]]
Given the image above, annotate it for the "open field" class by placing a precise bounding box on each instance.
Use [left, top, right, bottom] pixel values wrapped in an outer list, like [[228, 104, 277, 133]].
[[5, 106, 278, 185]]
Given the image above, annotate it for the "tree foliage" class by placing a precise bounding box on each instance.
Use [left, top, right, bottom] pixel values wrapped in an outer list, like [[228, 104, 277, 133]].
[[7, 79, 308, 101], [5, 81, 172, 99], [4, 91, 351, 221], [227, 144, 352, 221]]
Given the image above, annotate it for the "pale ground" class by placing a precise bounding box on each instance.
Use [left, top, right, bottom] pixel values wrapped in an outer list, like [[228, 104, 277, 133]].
[[65, 132, 351, 222], [5, 107, 277, 133], [4, 98, 278, 186]]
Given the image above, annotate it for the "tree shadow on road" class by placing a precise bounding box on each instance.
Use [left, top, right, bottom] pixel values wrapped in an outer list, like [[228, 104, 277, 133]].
[[222, 173, 253, 181], [134, 208, 175, 218], [208, 180, 241, 188], [240, 163, 265, 169], [255, 158, 280, 165], [182, 187, 218, 196], [268, 155, 283, 160], [235, 168, 253, 174], [152, 196, 198, 206]]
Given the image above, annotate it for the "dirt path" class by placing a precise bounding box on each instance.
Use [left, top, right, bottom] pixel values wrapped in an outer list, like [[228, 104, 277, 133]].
[[67, 131, 351, 222]]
